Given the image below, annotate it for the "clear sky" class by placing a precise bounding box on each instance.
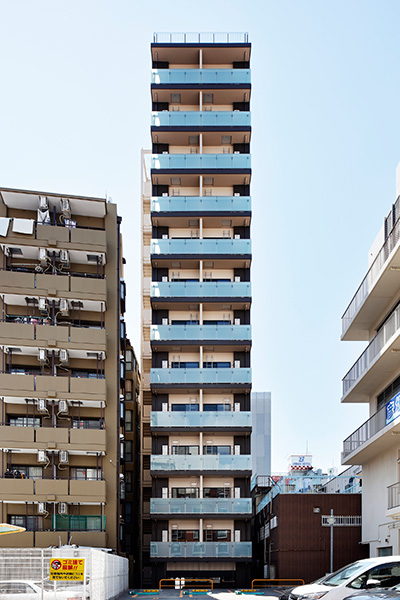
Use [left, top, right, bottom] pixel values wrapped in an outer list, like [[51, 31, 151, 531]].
[[1, 0, 399, 473]]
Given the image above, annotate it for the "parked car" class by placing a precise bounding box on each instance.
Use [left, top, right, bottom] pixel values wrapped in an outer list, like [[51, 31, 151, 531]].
[[0, 580, 86, 600], [280, 578, 327, 600], [343, 584, 400, 600], [289, 557, 400, 600]]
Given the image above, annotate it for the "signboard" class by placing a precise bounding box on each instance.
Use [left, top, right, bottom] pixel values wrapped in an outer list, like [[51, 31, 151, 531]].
[[49, 558, 85, 581], [289, 454, 312, 470], [386, 392, 400, 425], [0, 524, 25, 535]]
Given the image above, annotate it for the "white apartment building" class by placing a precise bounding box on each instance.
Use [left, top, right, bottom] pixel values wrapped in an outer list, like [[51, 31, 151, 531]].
[[342, 162, 400, 556]]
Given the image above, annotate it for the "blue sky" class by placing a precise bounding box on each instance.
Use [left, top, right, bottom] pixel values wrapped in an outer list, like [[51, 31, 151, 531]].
[[1, 0, 399, 473]]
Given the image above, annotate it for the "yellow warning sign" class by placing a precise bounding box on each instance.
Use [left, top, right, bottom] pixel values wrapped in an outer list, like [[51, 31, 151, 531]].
[[49, 558, 85, 581]]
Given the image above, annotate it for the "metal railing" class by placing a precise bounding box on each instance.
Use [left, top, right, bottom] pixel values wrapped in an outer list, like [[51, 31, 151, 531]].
[[342, 211, 400, 335], [153, 32, 249, 44], [342, 404, 386, 459], [321, 515, 361, 526], [343, 304, 400, 395], [388, 481, 400, 509]]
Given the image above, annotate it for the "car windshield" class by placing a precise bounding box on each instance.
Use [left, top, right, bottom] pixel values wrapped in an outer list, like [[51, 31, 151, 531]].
[[322, 562, 374, 587]]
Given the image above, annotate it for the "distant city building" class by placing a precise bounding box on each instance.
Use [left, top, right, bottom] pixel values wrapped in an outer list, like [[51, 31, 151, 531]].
[[140, 32, 253, 587], [251, 392, 271, 478], [252, 464, 366, 582], [341, 162, 400, 556]]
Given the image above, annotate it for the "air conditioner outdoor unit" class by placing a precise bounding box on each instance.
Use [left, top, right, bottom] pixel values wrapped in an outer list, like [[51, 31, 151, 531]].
[[59, 349, 68, 365], [38, 349, 47, 364], [37, 502, 47, 514], [58, 400, 68, 414], [38, 297, 47, 314], [58, 502, 68, 515], [39, 248, 48, 267], [59, 299, 69, 316], [37, 398, 47, 413], [59, 450, 69, 464], [37, 450, 47, 463], [60, 199, 71, 219], [38, 197, 50, 225], [59, 250, 70, 268]]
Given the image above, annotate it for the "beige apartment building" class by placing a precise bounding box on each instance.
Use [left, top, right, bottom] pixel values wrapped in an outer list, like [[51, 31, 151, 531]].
[[0, 186, 130, 552], [141, 32, 253, 587]]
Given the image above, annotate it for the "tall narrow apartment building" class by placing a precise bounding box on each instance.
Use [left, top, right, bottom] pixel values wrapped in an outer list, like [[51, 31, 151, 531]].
[[0, 187, 129, 552], [341, 163, 400, 556], [141, 32, 253, 587]]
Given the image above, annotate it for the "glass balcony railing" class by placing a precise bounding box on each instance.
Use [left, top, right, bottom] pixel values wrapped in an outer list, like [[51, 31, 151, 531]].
[[151, 154, 251, 170], [342, 304, 400, 396], [150, 454, 251, 472], [151, 324, 251, 342], [150, 281, 251, 299], [151, 196, 251, 214], [151, 367, 251, 386], [150, 498, 252, 515], [150, 411, 251, 428], [151, 239, 251, 256], [151, 69, 251, 86], [151, 111, 251, 128], [150, 541, 252, 558]]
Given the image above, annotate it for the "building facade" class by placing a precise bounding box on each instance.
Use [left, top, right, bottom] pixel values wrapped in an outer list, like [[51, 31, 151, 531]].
[[253, 470, 366, 583], [251, 392, 271, 479], [140, 32, 253, 587], [0, 187, 131, 552], [341, 163, 400, 556]]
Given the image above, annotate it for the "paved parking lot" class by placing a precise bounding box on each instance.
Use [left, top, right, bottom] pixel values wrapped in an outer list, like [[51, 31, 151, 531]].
[[121, 587, 284, 600]]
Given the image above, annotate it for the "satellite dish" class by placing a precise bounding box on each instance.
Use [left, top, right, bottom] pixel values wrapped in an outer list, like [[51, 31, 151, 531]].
[[0, 524, 25, 535]]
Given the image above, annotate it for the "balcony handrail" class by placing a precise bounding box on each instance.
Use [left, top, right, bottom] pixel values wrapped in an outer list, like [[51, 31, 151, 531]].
[[1, 266, 105, 280], [153, 32, 249, 44], [388, 481, 400, 509], [342, 212, 400, 335], [342, 304, 400, 395], [342, 403, 387, 459], [4, 315, 104, 329]]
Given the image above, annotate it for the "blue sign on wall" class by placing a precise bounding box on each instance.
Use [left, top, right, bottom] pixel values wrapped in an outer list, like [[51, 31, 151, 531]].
[[386, 391, 400, 425]]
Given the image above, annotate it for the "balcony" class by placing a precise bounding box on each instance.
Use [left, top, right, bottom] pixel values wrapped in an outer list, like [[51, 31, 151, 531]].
[[52, 514, 105, 531], [0, 373, 106, 402], [151, 195, 251, 215], [150, 541, 252, 559], [150, 410, 251, 431], [342, 214, 400, 341], [151, 367, 251, 388], [0, 322, 106, 351], [150, 454, 251, 474], [151, 153, 251, 172], [387, 482, 400, 518], [150, 497, 252, 516], [150, 324, 251, 344], [342, 400, 400, 464], [150, 281, 251, 301], [151, 69, 251, 86], [151, 111, 251, 129], [342, 304, 400, 402], [151, 238, 251, 258], [153, 32, 249, 44]]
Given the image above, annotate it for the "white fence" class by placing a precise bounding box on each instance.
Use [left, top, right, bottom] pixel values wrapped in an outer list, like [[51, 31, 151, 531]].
[[0, 546, 128, 600]]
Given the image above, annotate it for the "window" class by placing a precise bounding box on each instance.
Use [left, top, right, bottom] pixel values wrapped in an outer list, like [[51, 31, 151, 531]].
[[171, 404, 199, 412], [203, 445, 231, 455], [171, 487, 199, 499], [125, 440, 133, 462], [349, 564, 400, 590], [8, 416, 41, 427], [126, 350, 133, 371], [171, 445, 199, 455], [10, 466, 43, 480], [171, 529, 199, 542], [204, 529, 231, 541], [70, 468, 101, 480], [125, 410, 133, 432], [203, 487, 231, 498], [125, 471, 133, 493], [72, 418, 102, 430], [9, 515, 43, 531], [203, 404, 231, 412], [125, 379, 133, 401]]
